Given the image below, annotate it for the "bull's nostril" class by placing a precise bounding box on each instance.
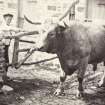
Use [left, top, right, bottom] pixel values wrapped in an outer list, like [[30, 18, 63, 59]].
[[38, 47, 45, 51], [37, 48, 40, 51]]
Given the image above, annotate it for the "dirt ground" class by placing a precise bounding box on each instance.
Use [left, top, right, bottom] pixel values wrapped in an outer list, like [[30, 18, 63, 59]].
[[0, 60, 105, 105]]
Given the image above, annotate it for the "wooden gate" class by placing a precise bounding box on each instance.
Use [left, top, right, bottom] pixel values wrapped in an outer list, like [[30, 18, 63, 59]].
[[10, 30, 57, 69], [11, 31, 39, 68]]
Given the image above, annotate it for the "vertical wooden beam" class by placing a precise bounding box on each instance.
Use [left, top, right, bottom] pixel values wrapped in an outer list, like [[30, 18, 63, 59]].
[[12, 37, 19, 66], [85, 0, 89, 22], [12, 0, 24, 67], [17, 0, 24, 28]]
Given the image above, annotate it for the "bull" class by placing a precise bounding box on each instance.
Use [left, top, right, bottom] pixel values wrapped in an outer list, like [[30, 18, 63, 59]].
[[35, 23, 105, 97]]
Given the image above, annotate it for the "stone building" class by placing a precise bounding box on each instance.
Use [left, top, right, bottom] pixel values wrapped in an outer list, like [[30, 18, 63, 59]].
[[0, 0, 105, 27]]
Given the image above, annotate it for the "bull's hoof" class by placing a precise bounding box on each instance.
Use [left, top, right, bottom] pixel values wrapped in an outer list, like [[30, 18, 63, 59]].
[[98, 79, 105, 87], [76, 90, 84, 99], [98, 83, 102, 87], [54, 88, 64, 96]]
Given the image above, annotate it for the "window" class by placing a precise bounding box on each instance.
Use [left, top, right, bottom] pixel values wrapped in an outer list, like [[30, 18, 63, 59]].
[[0, 1, 3, 4], [48, 5, 56, 11], [28, 0, 37, 4], [0, 1, 4, 10]]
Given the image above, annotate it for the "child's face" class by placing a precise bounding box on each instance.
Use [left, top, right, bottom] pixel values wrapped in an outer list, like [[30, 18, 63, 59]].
[[4, 16, 13, 26]]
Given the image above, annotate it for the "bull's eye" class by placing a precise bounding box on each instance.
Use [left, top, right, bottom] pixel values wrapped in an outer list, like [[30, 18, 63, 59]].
[[50, 34, 54, 36], [47, 31, 56, 39], [50, 33, 55, 38]]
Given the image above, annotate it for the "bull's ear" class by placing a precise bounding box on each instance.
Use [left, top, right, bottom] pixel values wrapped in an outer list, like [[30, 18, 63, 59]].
[[63, 21, 69, 28], [55, 25, 66, 35]]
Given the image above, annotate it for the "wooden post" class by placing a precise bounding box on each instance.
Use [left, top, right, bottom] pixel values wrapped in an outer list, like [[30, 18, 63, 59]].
[[12, 0, 24, 67], [12, 37, 19, 66], [17, 0, 24, 28], [85, 0, 89, 22]]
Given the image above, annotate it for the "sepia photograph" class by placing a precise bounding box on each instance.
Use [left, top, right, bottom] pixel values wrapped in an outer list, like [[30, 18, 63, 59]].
[[0, 0, 105, 105]]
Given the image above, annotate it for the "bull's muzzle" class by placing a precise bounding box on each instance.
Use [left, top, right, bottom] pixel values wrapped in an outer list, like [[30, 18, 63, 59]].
[[38, 46, 47, 52]]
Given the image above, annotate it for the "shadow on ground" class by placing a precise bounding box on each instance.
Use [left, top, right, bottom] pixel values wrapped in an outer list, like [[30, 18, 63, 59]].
[[0, 78, 54, 105], [0, 66, 105, 105], [82, 87, 105, 105]]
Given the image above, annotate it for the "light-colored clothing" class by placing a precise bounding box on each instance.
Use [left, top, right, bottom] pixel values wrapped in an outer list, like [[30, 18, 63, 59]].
[[0, 22, 13, 45], [0, 22, 22, 45]]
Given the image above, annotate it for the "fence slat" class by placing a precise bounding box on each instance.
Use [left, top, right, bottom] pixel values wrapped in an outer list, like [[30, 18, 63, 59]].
[[17, 48, 30, 52], [19, 39, 35, 44], [23, 56, 58, 65], [15, 48, 37, 69], [8, 56, 58, 67]]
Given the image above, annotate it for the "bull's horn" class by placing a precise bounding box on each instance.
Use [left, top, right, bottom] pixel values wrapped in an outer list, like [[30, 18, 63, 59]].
[[24, 15, 41, 25], [63, 21, 69, 28]]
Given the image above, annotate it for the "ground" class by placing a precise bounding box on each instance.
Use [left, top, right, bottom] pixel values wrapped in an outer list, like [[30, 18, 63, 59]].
[[0, 56, 105, 105]]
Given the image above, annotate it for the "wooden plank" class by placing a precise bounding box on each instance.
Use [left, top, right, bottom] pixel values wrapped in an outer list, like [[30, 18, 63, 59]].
[[17, 48, 30, 52], [19, 39, 35, 44], [22, 56, 58, 65], [4, 31, 39, 39], [8, 56, 58, 67], [15, 31, 39, 38], [15, 48, 38, 69]]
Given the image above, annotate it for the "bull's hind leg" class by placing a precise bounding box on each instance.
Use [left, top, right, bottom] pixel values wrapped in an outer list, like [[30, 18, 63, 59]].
[[77, 56, 89, 98], [98, 68, 105, 87], [92, 63, 97, 71], [54, 69, 67, 96]]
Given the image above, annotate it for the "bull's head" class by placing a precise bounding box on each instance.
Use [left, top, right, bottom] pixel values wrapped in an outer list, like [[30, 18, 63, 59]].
[[36, 24, 66, 53]]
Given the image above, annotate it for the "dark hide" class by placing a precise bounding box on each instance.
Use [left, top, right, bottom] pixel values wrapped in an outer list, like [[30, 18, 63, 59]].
[[38, 23, 105, 97]]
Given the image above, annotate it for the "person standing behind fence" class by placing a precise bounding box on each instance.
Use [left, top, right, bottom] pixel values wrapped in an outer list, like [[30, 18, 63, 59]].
[[1, 13, 23, 80], [2, 13, 13, 79], [0, 13, 24, 93], [1, 13, 13, 81], [0, 13, 14, 92]]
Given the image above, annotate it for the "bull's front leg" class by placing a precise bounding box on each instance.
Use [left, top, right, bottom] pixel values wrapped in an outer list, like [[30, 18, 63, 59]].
[[77, 56, 88, 98], [54, 69, 67, 96], [98, 61, 105, 87], [98, 70, 105, 87], [92, 63, 97, 71]]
